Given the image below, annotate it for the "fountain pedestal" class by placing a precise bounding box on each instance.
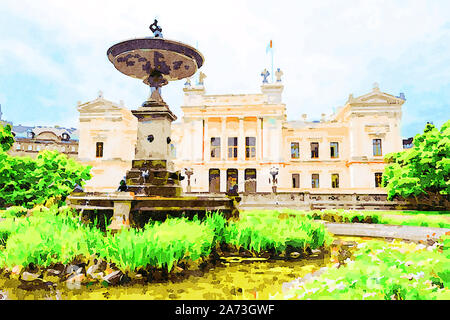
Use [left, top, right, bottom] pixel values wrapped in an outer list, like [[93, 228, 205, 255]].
[[67, 22, 240, 229], [124, 99, 183, 198]]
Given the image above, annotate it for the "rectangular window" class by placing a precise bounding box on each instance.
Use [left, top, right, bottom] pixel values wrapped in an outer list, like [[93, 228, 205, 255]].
[[311, 142, 319, 159], [72, 146, 76, 152], [245, 137, 256, 160], [375, 172, 383, 188], [330, 142, 339, 158], [373, 139, 382, 156], [96, 142, 104, 158], [27, 145, 32, 151], [210, 137, 221, 159], [292, 173, 300, 188], [331, 173, 339, 188], [312, 174, 319, 188], [291, 142, 299, 159], [15, 144, 20, 150], [36, 146, 41, 152], [228, 137, 238, 160]]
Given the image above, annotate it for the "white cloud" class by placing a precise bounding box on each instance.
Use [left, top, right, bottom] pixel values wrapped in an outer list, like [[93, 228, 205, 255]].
[[0, 0, 449, 130]]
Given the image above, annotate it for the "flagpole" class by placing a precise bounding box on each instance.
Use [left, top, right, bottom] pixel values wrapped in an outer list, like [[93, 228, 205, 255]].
[[271, 47, 274, 83]]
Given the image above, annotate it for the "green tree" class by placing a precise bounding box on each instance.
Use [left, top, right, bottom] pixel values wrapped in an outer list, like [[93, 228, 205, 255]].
[[0, 124, 91, 208], [383, 121, 450, 204], [0, 124, 14, 152]]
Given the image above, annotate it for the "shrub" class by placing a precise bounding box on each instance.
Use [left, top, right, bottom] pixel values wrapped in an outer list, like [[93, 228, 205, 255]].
[[0, 150, 91, 208], [279, 237, 450, 300]]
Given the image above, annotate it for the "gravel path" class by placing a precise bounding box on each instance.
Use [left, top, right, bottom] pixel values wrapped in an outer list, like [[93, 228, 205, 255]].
[[323, 222, 450, 241]]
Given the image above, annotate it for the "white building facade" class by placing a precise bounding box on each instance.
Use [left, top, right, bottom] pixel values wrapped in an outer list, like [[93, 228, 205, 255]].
[[77, 80, 405, 195]]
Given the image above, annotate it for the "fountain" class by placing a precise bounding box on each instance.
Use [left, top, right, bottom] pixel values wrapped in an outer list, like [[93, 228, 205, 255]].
[[67, 21, 240, 229]]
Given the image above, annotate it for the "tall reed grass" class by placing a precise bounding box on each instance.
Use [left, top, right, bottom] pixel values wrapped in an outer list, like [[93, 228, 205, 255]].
[[0, 207, 331, 272]]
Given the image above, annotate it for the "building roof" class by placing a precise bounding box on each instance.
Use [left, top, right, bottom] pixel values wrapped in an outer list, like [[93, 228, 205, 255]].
[[11, 125, 79, 141]]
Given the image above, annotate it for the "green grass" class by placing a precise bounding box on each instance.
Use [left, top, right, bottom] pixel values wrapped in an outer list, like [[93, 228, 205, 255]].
[[0, 206, 331, 272], [0, 207, 104, 268], [98, 216, 217, 272], [242, 209, 450, 229], [0, 209, 219, 272], [225, 210, 332, 253], [275, 235, 450, 300]]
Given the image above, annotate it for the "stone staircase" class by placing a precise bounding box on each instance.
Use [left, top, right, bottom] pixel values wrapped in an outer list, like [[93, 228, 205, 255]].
[[125, 159, 183, 197]]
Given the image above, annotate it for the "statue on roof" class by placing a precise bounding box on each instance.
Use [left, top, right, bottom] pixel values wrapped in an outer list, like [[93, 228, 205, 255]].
[[198, 72, 206, 85], [149, 19, 163, 38], [261, 69, 270, 83], [275, 68, 283, 82]]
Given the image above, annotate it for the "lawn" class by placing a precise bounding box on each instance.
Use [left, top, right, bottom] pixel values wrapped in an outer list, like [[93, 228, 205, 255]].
[[273, 235, 450, 300], [242, 209, 450, 229]]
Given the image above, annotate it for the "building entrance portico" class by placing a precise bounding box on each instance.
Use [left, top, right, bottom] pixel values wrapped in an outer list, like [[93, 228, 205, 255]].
[[227, 168, 238, 193], [209, 168, 220, 193], [245, 168, 257, 194]]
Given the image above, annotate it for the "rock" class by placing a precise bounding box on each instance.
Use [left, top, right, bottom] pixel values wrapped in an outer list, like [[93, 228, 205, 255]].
[[67, 273, 85, 283], [290, 252, 301, 259], [86, 264, 99, 277], [11, 265, 22, 275], [66, 273, 86, 290], [337, 249, 352, 263], [342, 241, 357, 247], [65, 264, 82, 275], [103, 270, 123, 286], [46, 269, 62, 277], [21, 271, 41, 282]]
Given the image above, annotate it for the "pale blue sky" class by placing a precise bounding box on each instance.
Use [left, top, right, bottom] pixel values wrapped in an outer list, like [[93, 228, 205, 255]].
[[0, 0, 449, 138]]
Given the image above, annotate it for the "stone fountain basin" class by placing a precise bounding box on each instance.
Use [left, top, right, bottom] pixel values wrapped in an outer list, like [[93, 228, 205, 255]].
[[107, 38, 204, 85], [66, 192, 239, 227]]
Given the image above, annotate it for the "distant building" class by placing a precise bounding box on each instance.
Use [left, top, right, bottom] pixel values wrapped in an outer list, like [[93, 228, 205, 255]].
[[9, 125, 79, 159], [1, 104, 79, 159]]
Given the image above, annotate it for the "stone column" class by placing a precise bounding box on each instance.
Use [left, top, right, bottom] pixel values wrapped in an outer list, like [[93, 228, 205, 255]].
[[276, 118, 282, 162], [238, 169, 245, 193], [220, 168, 227, 192], [262, 117, 268, 160], [221, 117, 227, 161], [269, 120, 276, 161], [190, 120, 195, 161], [238, 117, 245, 161], [204, 118, 209, 162], [183, 118, 190, 161], [256, 117, 262, 161]]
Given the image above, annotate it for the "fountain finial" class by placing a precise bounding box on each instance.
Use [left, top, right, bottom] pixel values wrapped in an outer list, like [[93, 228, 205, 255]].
[[149, 19, 163, 38]]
